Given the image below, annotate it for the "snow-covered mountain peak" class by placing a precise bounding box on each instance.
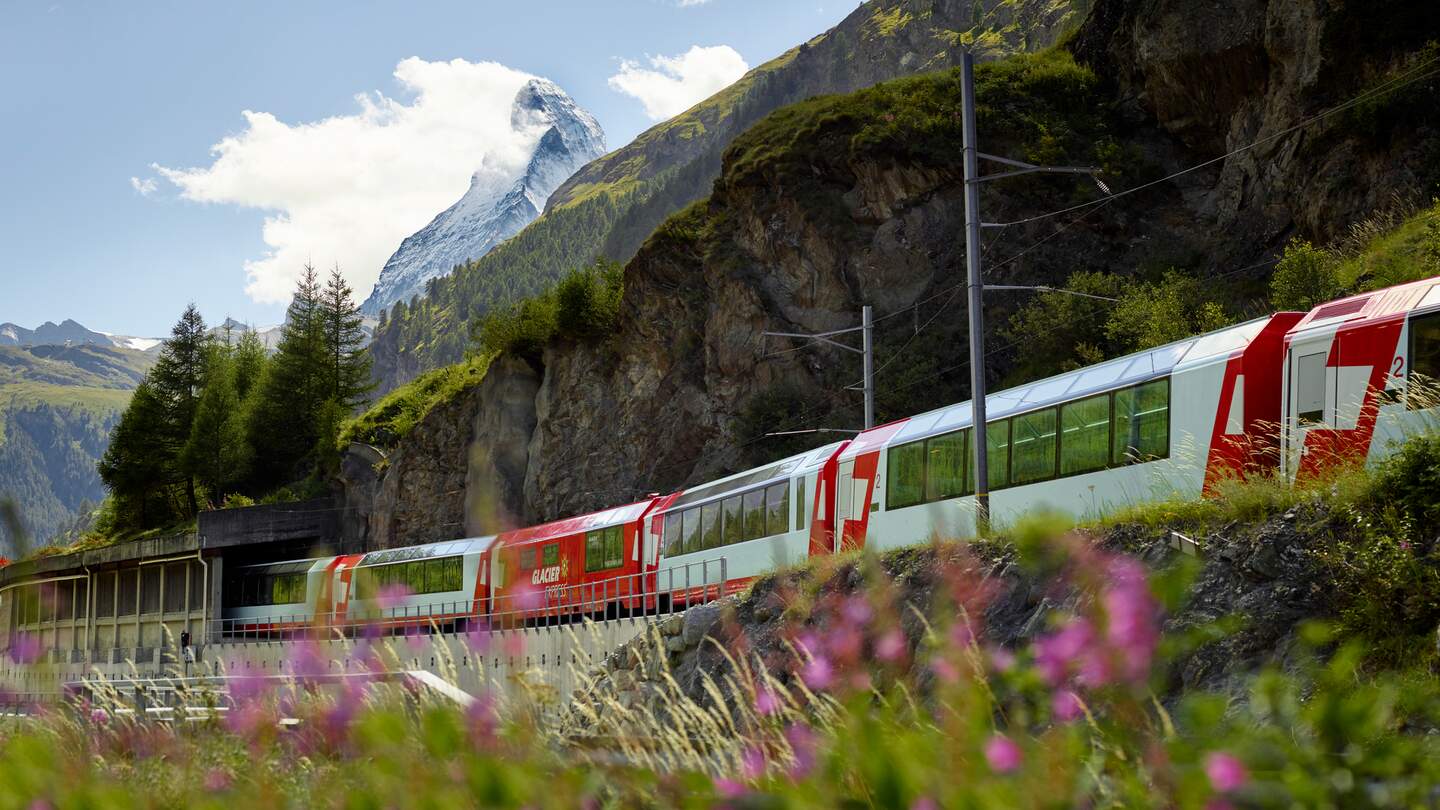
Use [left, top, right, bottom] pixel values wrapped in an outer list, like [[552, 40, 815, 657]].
[[359, 78, 606, 317]]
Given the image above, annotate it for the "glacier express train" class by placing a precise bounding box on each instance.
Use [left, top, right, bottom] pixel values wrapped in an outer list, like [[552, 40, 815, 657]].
[[218, 276, 1440, 634]]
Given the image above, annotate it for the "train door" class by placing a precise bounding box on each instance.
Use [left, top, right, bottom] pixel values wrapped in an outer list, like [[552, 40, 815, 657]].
[[1284, 336, 1335, 481]]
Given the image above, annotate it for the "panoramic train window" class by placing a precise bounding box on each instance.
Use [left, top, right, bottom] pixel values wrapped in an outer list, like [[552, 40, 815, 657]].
[[663, 513, 682, 554], [519, 547, 536, 570], [1061, 394, 1111, 476], [743, 489, 766, 541], [1011, 409, 1058, 485], [966, 420, 1011, 493], [681, 508, 701, 555], [701, 502, 722, 550], [1114, 379, 1170, 463], [886, 441, 925, 509], [542, 544, 559, 567], [722, 496, 744, 545], [766, 482, 789, 536], [1409, 311, 1440, 409], [925, 431, 966, 502]]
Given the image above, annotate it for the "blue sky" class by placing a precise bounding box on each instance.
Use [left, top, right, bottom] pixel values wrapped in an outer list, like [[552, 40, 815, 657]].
[[1, 0, 858, 337]]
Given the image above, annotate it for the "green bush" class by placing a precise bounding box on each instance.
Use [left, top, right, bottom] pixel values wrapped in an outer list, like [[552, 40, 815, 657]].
[[472, 258, 624, 359], [1270, 239, 1345, 311]]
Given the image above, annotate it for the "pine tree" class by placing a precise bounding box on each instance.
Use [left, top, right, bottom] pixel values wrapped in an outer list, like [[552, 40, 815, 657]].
[[231, 329, 269, 401], [322, 265, 374, 410], [98, 381, 175, 530], [248, 264, 329, 486], [182, 350, 249, 504], [149, 304, 211, 516]]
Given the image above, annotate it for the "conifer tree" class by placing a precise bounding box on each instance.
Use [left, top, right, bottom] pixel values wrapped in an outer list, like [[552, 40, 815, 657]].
[[149, 303, 211, 516], [98, 381, 174, 530], [182, 349, 249, 504], [231, 329, 268, 402], [248, 264, 329, 486], [322, 265, 374, 410]]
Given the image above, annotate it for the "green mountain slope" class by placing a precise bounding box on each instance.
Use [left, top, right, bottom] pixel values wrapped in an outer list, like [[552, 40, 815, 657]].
[[367, 0, 1085, 393], [0, 344, 155, 552]]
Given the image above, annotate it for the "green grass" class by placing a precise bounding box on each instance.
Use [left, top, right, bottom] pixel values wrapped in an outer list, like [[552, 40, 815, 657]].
[[340, 354, 493, 451], [1340, 198, 1440, 291]]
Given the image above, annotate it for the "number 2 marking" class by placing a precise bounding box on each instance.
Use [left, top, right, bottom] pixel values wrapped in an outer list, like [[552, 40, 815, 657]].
[[1393, 356, 1406, 377]]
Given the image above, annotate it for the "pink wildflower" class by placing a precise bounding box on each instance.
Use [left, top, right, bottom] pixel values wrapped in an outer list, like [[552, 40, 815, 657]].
[[714, 778, 747, 799], [950, 621, 975, 649], [1033, 619, 1094, 686], [1051, 689, 1083, 723], [988, 646, 1016, 672], [983, 734, 1023, 774], [929, 656, 960, 684], [785, 723, 818, 779], [910, 798, 939, 810], [741, 746, 766, 780], [827, 625, 864, 663], [1204, 752, 1248, 793], [875, 628, 907, 662], [377, 583, 411, 612], [841, 596, 873, 626], [9, 633, 41, 665], [90, 708, 109, 725], [754, 687, 781, 716], [203, 768, 233, 792], [801, 656, 834, 691]]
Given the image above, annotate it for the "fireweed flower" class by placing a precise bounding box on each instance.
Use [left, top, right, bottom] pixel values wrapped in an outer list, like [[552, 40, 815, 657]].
[[9, 633, 41, 665], [841, 595, 873, 626], [1052, 689, 1083, 723], [801, 655, 834, 691], [875, 628, 907, 662], [784, 723, 818, 779], [929, 656, 960, 684], [203, 768, 233, 793], [90, 707, 109, 725], [754, 686, 781, 715], [1204, 752, 1248, 793], [988, 646, 1016, 673], [1034, 619, 1095, 686], [910, 797, 939, 810], [740, 745, 766, 779], [983, 734, 1023, 774], [467, 692, 499, 748]]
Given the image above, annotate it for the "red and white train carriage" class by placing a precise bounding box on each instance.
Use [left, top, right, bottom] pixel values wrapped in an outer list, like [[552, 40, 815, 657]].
[[216, 276, 1440, 636], [1280, 277, 1440, 481]]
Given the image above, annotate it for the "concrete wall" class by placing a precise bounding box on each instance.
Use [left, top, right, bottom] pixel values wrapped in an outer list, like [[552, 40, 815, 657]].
[[1, 617, 654, 708]]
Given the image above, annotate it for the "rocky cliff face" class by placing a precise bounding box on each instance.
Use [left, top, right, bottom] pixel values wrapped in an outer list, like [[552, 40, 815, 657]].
[[365, 0, 1084, 396], [1073, 0, 1440, 248], [347, 0, 1440, 543]]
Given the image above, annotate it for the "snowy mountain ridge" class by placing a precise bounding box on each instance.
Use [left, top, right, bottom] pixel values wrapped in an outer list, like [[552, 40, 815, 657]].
[[359, 78, 605, 317]]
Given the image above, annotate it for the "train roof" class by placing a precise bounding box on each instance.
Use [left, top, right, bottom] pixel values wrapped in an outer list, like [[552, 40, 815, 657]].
[[1287, 276, 1440, 337], [495, 499, 659, 548], [357, 535, 498, 567], [663, 440, 845, 512], [841, 314, 1281, 459], [233, 557, 329, 574]]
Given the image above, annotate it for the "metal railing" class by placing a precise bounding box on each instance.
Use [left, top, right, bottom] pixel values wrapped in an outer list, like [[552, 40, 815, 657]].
[[204, 558, 729, 643]]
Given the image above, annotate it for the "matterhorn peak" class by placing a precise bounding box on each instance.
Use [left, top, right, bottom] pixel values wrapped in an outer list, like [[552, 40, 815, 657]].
[[360, 78, 606, 317]]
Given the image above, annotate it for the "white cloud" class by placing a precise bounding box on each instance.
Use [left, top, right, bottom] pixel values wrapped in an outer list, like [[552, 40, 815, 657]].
[[129, 176, 157, 196], [155, 58, 545, 305], [608, 45, 748, 121]]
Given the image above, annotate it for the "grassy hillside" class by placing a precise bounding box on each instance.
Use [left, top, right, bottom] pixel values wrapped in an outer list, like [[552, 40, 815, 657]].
[[0, 344, 155, 551]]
